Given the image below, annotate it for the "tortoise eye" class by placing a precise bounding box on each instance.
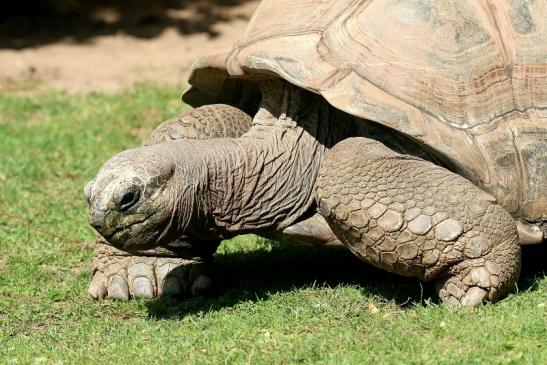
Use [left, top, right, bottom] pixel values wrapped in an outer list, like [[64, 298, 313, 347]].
[[117, 187, 141, 212]]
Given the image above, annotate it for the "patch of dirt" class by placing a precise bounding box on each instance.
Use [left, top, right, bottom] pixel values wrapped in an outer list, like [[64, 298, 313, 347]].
[[0, 1, 259, 93]]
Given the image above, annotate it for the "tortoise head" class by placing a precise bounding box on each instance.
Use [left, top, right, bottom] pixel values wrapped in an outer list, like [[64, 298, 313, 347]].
[[84, 144, 184, 251]]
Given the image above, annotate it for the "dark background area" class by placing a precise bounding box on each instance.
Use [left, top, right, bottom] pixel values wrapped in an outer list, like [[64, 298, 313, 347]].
[[1, 0, 255, 49]]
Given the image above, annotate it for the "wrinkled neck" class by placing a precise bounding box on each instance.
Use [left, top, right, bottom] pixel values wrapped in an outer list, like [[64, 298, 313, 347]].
[[176, 81, 355, 239]]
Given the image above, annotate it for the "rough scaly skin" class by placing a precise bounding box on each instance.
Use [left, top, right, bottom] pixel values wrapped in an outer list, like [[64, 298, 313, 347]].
[[316, 138, 521, 306], [88, 104, 252, 300], [146, 104, 253, 144]]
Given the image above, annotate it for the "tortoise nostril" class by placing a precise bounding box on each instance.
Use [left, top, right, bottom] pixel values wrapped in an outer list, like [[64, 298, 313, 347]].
[[89, 210, 107, 231], [118, 188, 141, 212], [84, 181, 93, 203], [90, 219, 103, 230]]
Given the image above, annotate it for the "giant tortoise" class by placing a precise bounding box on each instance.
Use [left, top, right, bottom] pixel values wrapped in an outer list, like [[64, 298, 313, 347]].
[[85, 0, 546, 306]]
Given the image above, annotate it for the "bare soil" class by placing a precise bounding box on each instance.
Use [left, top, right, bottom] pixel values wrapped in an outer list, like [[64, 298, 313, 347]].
[[0, 1, 259, 93]]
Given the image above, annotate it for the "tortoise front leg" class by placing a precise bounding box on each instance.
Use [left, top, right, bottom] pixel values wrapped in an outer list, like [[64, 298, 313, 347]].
[[316, 138, 521, 306], [146, 104, 253, 144], [89, 104, 252, 300]]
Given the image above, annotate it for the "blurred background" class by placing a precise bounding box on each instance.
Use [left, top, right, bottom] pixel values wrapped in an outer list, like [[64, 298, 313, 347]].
[[0, 0, 259, 93]]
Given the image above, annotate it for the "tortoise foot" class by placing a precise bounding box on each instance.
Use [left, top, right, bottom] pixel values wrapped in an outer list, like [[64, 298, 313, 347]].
[[89, 239, 213, 300], [436, 258, 514, 307]]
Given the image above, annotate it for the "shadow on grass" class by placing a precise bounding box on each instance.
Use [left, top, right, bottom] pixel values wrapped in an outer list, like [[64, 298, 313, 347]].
[[145, 242, 546, 319]]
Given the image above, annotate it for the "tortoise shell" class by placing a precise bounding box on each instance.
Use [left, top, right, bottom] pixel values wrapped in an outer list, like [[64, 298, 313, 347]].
[[182, 0, 546, 224]]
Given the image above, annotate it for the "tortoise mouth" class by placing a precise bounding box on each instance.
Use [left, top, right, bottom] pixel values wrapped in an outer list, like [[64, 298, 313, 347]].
[[99, 211, 163, 251], [103, 219, 145, 241]]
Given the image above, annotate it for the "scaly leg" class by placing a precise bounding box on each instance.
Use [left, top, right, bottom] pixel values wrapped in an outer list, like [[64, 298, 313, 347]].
[[316, 138, 521, 306]]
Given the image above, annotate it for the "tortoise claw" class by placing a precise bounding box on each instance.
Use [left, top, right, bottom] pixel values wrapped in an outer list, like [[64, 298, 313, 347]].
[[108, 275, 129, 300]]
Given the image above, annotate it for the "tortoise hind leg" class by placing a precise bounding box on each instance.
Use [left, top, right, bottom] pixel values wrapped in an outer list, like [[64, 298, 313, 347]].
[[316, 137, 521, 306], [268, 213, 344, 248]]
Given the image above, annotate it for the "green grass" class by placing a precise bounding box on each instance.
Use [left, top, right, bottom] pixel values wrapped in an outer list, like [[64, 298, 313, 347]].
[[0, 85, 545, 365]]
